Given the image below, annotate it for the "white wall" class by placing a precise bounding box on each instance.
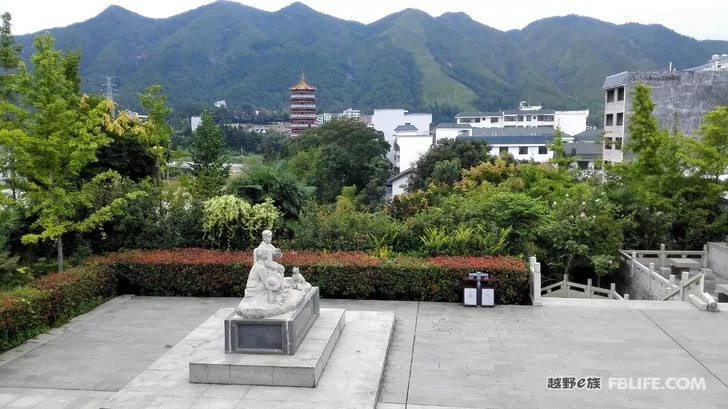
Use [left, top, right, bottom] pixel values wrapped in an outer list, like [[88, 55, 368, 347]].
[[435, 128, 470, 142], [397, 134, 433, 171], [390, 174, 411, 197], [372, 110, 432, 165], [554, 111, 589, 136], [490, 145, 553, 163], [191, 116, 202, 132]]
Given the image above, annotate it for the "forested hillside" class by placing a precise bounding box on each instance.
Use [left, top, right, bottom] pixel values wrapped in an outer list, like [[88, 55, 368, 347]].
[[15, 2, 728, 121]]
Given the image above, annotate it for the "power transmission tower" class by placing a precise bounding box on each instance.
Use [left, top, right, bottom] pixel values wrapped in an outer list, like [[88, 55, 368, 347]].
[[102, 76, 117, 116]]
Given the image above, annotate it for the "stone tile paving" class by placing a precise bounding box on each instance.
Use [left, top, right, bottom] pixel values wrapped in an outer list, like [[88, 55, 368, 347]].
[[1, 296, 728, 409]]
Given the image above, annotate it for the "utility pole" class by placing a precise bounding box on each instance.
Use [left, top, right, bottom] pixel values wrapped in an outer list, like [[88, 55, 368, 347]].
[[102, 76, 117, 117]]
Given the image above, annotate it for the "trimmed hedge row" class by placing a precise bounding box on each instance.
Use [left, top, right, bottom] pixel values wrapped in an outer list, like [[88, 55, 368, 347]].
[[94, 249, 529, 304], [1, 249, 528, 353], [0, 265, 115, 353]]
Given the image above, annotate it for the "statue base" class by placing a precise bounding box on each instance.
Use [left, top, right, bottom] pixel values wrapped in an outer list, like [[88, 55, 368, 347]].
[[224, 287, 320, 355]]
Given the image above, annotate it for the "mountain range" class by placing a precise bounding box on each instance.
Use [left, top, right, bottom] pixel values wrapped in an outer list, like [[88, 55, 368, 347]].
[[14, 1, 728, 123]]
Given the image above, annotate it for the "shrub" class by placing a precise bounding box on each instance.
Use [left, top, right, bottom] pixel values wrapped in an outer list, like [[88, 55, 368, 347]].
[[0, 264, 115, 353], [0, 287, 52, 352], [93, 249, 528, 304]]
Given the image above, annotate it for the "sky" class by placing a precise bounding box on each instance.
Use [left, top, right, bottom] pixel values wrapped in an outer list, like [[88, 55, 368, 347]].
[[4, 0, 728, 41]]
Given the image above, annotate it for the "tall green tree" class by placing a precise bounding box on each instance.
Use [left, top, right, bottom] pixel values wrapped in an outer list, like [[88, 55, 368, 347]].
[[686, 106, 728, 180], [624, 82, 663, 174], [407, 139, 491, 192], [190, 109, 230, 198], [0, 12, 23, 201], [284, 119, 391, 203], [138, 84, 173, 181], [547, 126, 577, 170], [0, 33, 144, 272]]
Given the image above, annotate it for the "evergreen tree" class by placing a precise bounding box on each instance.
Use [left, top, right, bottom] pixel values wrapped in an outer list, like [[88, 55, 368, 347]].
[[0, 12, 23, 200], [547, 126, 577, 170], [189, 109, 229, 198]]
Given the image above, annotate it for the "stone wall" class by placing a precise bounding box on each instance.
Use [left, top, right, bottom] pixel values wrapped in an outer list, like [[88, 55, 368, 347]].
[[707, 242, 728, 280], [627, 70, 728, 136]]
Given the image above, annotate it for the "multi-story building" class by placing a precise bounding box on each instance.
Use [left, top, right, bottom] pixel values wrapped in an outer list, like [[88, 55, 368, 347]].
[[454, 102, 589, 136], [214, 100, 227, 108], [341, 108, 361, 119], [289, 73, 317, 137], [191, 116, 202, 132], [393, 124, 432, 171], [371, 109, 432, 165], [315, 113, 333, 125], [360, 115, 374, 128], [602, 54, 728, 163]]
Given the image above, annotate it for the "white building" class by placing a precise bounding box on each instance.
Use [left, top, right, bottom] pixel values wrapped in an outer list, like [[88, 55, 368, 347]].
[[214, 100, 227, 108], [316, 113, 333, 125], [191, 116, 202, 132], [341, 108, 361, 119], [393, 124, 432, 171], [386, 168, 415, 199], [251, 125, 267, 133], [454, 102, 589, 136], [371, 109, 432, 165]]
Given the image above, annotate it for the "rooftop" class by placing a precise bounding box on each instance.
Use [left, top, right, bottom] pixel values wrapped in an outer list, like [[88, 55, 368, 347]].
[[471, 127, 566, 137], [574, 128, 603, 142], [435, 123, 472, 129], [289, 72, 316, 91], [1, 296, 727, 408], [602, 71, 629, 89], [394, 124, 418, 132]]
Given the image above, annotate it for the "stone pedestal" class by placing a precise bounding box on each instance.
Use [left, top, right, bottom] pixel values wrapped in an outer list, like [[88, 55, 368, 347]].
[[224, 287, 320, 355], [190, 308, 345, 387]]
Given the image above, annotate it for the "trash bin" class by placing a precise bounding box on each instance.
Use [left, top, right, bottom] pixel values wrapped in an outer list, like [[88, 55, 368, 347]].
[[462, 272, 496, 307]]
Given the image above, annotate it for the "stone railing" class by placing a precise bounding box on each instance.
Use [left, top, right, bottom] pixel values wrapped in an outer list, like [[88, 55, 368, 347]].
[[529, 257, 626, 305]]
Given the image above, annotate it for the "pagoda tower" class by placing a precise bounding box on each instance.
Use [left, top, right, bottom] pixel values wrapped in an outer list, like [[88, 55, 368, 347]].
[[289, 72, 317, 137]]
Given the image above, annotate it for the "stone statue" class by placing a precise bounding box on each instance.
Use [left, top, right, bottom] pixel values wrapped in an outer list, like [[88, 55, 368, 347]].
[[236, 230, 311, 319]]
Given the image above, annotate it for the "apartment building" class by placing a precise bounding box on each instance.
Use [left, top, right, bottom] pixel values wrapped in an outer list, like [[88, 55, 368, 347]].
[[602, 53, 728, 163], [454, 102, 589, 136]]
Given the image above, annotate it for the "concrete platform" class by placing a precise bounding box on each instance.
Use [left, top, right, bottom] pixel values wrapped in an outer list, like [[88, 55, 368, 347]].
[[191, 308, 345, 387], [100, 308, 394, 409]]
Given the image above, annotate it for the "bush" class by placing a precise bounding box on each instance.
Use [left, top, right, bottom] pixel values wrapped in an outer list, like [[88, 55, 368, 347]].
[[93, 249, 528, 304], [0, 265, 115, 353]]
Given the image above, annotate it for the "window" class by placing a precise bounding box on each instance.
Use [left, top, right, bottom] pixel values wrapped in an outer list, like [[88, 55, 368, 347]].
[[499, 147, 508, 153], [475, 118, 481, 123], [617, 87, 625, 101], [517, 115, 524, 121], [490, 117, 499, 123], [460, 118, 471, 123], [526, 116, 532, 121], [504, 116, 517, 122], [616, 112, 624, 126], [518, 147, 528, 155], [532, 116, 537, 121], [615, 137, 623, 150], [607, 89, 615, 103], [606, 114, 614, 126], [605, 138, 613, 149], [538, 146, 547, 154]]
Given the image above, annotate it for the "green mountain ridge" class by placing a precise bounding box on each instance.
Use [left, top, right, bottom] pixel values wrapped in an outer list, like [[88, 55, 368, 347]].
[[14, 2, 728, 121]]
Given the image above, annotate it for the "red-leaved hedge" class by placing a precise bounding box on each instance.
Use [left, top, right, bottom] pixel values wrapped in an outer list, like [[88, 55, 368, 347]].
[[0, 265, 115, 353], [92, 249, 528, 304]]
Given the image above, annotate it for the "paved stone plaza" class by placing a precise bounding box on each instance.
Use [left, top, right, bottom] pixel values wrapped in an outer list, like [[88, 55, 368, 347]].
[[1, 296, 728, 408]]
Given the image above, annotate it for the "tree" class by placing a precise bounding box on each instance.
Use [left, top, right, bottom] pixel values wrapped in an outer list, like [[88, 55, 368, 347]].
[[138, 84, 173, 181], [0, 12, 23, 200], [624, 82, 663, 174], [547, 126, 577, 170], [227, 161, 315, 218], [0, 34, 144, 272], [189, 109, 229, 198], [283, 119, 391, 203], [687, 106, 728, 180], [407, 139, 491, 192]]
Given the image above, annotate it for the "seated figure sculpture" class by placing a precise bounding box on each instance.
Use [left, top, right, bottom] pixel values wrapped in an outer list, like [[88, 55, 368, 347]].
[[236, 230, 311, 319]]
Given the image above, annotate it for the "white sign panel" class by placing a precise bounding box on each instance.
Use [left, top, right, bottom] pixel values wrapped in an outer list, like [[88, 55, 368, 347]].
[[481, 288, 495, 307], [464, 288, 477, 306]]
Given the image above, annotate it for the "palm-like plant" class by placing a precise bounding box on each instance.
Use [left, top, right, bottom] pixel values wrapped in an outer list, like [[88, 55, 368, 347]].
[[226, 160, 315, 218]]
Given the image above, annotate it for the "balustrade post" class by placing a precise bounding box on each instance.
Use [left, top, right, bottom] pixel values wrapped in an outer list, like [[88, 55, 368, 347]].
[[586, 279, 592, 299], [702, 244, 709, 269], [660, 244, 666, 267], [648, 262, 655, 293], [680, 271, 689, 301], [534, 262, 542, 305], [610, 283, 616, 299], [624, 293, 630, 300], [563, 274, 569, 298], [631, 251, 637, 277]]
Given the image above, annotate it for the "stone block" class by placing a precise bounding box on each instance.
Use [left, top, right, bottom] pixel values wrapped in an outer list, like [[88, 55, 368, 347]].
[[190, 308, 345, 387], [224, 287, 320, 355]]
